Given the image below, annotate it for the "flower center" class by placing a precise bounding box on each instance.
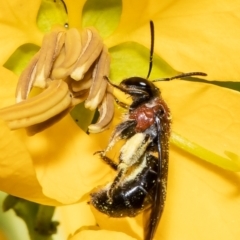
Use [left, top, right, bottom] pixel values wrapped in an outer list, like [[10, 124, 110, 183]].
[[0, 27, 114, 134]]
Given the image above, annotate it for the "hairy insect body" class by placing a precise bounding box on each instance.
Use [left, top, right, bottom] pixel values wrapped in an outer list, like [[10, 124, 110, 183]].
[[91, 152, 159, 217], [90, 19, 206, 240], [91, 77, 171, 240], [129, 98, 166, 132]]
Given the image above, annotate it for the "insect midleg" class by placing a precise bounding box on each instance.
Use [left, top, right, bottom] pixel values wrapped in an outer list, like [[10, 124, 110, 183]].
[[94, 151, 118, 171]]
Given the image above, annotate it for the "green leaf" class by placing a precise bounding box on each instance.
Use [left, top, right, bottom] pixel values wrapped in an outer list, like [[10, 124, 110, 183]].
[[37, 0, 68, 33], [82, 0, 122, 38], [171, 132, 240, 172], [3, 195, 57, 240], [4, 44, 40, 76], [2, 195, 19, 212], [183, 77, 240, 92], [4, 0, 69, 75], [109, 41, 178, 83], [70, 102, 95, 132]]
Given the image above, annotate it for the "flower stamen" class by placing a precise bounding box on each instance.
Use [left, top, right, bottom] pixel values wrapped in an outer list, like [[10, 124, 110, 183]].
[[0, 80, 71, 129], [1, 26, 115, 133]]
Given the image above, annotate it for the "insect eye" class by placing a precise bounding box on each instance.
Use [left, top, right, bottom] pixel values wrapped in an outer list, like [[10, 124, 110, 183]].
[[120, 77, 159, 98], [121, 77, 157, 92], [121, 77, 150, 89]]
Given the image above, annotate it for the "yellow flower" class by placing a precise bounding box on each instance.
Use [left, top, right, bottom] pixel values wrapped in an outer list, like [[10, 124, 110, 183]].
[[1, 0, 240, 240]]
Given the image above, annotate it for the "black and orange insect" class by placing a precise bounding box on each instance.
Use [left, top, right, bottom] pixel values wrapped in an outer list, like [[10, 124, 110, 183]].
[[91, 21, 207, 240]]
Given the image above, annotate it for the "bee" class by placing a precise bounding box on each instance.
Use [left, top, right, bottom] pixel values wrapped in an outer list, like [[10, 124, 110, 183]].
[[90, 21, 207, 240]]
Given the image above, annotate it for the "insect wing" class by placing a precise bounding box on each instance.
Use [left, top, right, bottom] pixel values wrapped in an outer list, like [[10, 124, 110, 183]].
[[144, 114, 170, 240]]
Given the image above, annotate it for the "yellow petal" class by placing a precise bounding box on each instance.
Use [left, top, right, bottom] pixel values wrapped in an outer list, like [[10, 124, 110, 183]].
[[0, 119, 59, 205], [0, 67, 17, 107], [0, 112, 113, 204], [23, 115, 113, 204], [69, 229, 137, 240], [154, 4, 240, 81], [91, 206, 142, 240], [0, 230, 7, 240], [156, 80, 240, 170], [157, 146, 240, 240], [0, 67, 113, 204], [0, 0, 43, 64], [57, 202, 95, 236], [104, 0, 148, 47], [87, 81, 240, 239], [64, 0, 87, 28], [106, 0, 240, 80], [0, 68, 52, 203], [79, 147, 240, 240]]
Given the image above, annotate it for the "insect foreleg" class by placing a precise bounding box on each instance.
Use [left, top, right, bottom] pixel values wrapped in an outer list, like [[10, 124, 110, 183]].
[[114, 97, 129, 109]]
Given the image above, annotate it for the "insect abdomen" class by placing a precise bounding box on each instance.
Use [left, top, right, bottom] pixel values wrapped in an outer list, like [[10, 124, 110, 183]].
[[91, 153, 158, 217]]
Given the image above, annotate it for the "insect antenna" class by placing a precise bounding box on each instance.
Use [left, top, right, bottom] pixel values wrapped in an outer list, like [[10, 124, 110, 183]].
[[152, 72, 207, 82], [146, 20, 155, 79], [148, 20, 207, 82]]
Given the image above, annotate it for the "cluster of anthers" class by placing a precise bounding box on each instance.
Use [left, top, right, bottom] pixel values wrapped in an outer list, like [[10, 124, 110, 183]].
[[0, 27, 114, 134]]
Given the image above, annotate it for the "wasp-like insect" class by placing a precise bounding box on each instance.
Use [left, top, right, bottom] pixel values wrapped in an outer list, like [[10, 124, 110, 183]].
[[90, 21, 207, 240]]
